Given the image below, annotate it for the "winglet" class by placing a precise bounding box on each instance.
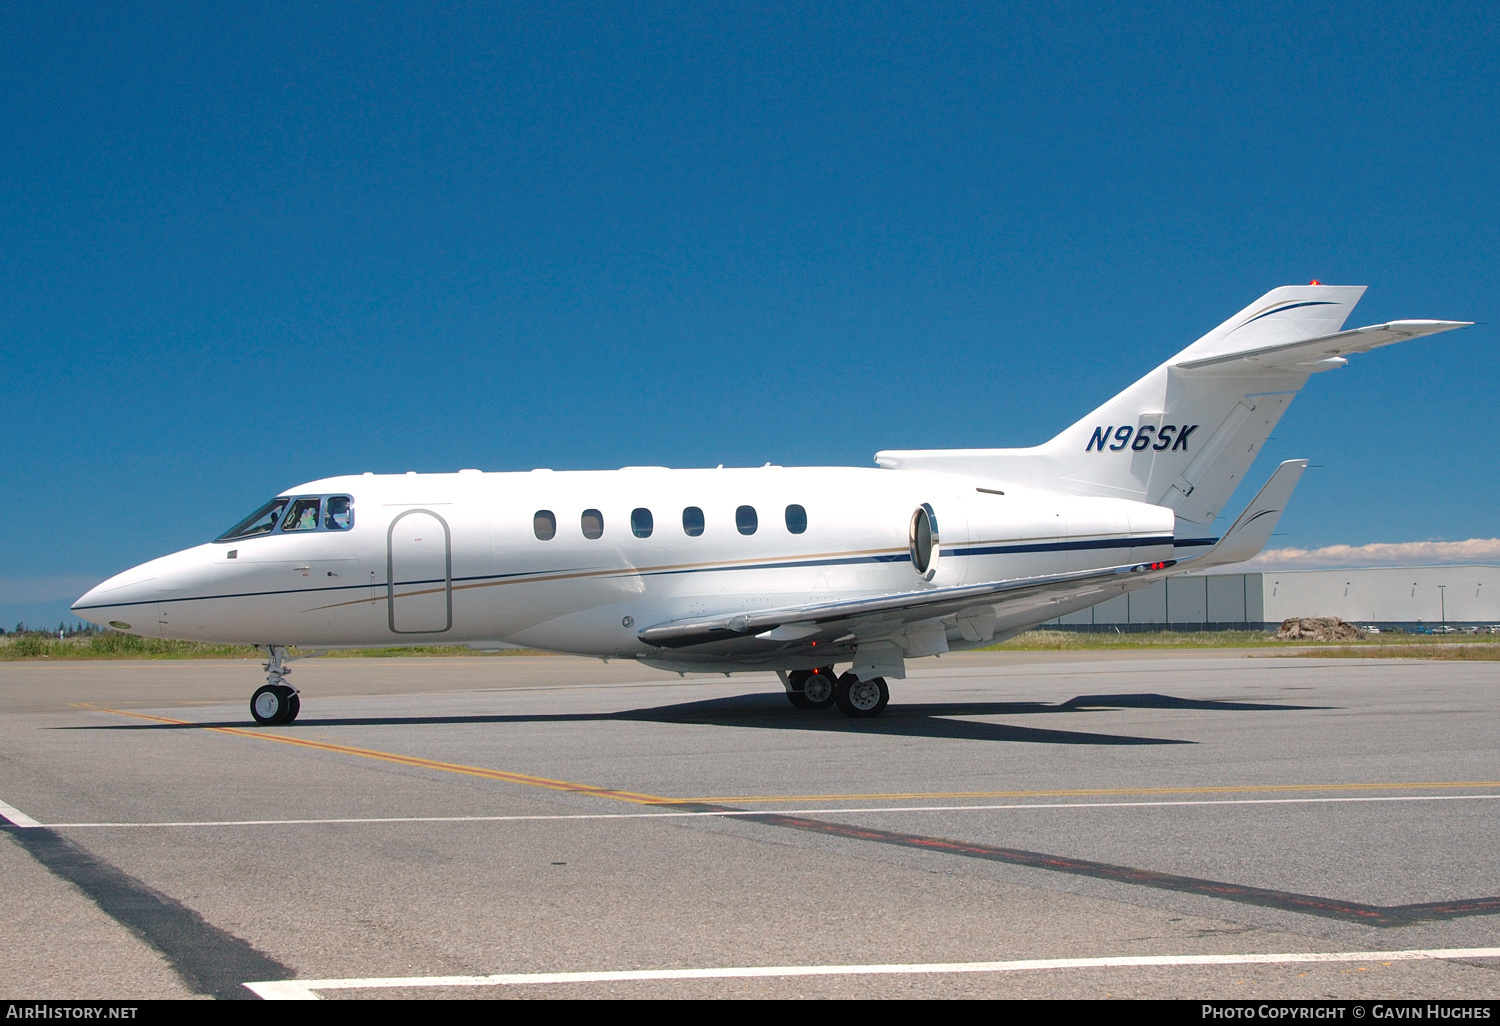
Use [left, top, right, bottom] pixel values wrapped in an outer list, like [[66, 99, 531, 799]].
[[1184, 459, 1308, 570]]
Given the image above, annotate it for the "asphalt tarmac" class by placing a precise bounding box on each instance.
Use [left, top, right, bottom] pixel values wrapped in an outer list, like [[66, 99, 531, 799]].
[[2, 650, 1498, 1000]]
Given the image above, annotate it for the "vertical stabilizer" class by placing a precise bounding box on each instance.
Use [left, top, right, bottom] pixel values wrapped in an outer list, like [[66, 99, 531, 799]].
[[876, 285, 1468, 529]]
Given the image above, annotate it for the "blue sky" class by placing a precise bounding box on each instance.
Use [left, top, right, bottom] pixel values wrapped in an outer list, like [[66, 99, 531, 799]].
[[2, 2, 1496, 628]]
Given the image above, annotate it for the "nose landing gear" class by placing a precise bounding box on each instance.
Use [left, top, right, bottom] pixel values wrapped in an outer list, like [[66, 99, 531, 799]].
[[251, 645, 301, 725]]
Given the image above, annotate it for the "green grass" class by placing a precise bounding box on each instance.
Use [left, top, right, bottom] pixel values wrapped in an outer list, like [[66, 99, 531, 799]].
[[0, 633, 550, 661], [988, 629, 1500, 655], [989, 629, 1273, 650]]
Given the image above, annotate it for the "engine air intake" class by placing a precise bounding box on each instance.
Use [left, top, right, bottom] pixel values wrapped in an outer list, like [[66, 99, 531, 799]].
[[909, 503, 939, 580]]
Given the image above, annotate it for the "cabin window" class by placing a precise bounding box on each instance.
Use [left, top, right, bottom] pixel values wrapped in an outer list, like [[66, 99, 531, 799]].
[[324, 495, 353, 531], [217, 498, 289, 541], [281, 498, 322, 532], [682, 506, 705, 537], [581, 509, 604, 540], [785, 504, 807, 534], [736, 505, 758, 535], [631, 508, 654, 538], [534, 510, 557, 541]]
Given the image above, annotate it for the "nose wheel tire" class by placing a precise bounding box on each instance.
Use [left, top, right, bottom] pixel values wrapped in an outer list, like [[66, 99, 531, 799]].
[[251, 684, 300, 725], [835, 673, 889, 718], [785, 668, 838, 710]]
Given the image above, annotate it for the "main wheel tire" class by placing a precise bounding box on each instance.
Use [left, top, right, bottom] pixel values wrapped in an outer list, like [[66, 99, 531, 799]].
[[786, 691, 816, 709], [251, 684, 299, 725], [801, 669, 836, 709], [834, 673, 889, 718]]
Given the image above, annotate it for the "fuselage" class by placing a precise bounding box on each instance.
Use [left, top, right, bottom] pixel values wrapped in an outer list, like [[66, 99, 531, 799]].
[[73, 464, 1179, 671]]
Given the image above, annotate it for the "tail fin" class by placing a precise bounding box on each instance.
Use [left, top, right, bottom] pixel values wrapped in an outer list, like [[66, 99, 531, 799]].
[[877, 285, 1469, 528]]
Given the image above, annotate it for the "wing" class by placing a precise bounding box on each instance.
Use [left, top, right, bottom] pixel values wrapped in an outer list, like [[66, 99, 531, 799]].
[[1174, 458, 1306, 570], [636, 556, 1178, 655]]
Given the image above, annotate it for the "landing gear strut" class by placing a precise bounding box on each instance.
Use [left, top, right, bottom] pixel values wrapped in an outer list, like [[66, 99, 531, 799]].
[[785, 667, 837, 709], [251, 645, 300, 725]]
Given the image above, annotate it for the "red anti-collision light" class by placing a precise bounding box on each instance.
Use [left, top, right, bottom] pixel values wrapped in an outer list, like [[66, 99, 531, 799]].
[[1308, 280, 1321, 285]]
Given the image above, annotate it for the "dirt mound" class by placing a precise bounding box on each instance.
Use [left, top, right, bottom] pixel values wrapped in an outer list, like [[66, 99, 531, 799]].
[[1274, 617, 1366, 642]]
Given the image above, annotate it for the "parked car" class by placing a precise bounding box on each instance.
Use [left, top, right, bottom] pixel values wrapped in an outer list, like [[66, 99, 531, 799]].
[[1431, 625, 1458, 634]]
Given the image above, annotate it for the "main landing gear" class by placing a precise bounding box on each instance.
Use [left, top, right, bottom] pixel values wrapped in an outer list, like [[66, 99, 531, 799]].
[[785, 668, 889, 718], [785, 667, 838, 709], [835, 674, 889, 718], [250, 645, 301, 726]]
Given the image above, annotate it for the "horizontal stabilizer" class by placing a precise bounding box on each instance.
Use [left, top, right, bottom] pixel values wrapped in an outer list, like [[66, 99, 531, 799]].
[[1176, 320, 1471, 373]]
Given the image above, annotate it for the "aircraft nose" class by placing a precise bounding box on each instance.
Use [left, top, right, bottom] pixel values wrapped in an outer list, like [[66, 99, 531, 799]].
[[72, 567, 158, 632]]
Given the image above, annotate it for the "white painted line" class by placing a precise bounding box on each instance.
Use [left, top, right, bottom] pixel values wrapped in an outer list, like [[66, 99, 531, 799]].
[[245, 947, 1500, 999], [43, 791, 1500, 829], [0, 798, 42, 828]]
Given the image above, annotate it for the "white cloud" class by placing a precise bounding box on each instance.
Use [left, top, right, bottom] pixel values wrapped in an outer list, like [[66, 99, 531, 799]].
[[1241, 538, 1500, 570], [0, 575, 107, 604]]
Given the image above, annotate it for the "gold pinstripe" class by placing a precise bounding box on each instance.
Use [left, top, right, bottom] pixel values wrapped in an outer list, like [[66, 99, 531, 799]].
[[306, 530, 1163, 612], [307, 544, 910, 611]]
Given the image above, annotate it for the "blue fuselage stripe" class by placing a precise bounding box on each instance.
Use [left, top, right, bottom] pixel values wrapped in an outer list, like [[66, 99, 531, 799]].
[[948, 535, 1176, 557], [640, 553, 909, 577], [76, 534, 1213, 611]]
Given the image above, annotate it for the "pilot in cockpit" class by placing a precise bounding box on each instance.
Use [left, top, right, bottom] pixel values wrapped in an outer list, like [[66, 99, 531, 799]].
[[284, 500, 319, 532]]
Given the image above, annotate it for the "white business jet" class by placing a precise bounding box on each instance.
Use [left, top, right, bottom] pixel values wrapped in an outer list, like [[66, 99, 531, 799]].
[[73, 285, 1468, 724]]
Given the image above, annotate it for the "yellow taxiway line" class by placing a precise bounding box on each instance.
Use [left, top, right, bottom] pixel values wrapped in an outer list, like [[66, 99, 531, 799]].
[[74, 703, 1500, 808], [72, 703, 674, 806]]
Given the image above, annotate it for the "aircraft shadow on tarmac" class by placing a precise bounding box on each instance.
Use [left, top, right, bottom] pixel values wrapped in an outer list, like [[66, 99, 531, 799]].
[[65, 692, 1329, 747]]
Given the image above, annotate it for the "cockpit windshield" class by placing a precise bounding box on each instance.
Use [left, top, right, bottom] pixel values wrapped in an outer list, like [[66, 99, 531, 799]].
[[216, 494, 355, 541], [218, 498, 290, 541]]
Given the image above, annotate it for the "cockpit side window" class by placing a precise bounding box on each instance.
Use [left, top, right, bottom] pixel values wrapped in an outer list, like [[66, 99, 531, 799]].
[[324, 495, 353, 531], [282, 497, 322, 532], [217, 498, 290, 541]]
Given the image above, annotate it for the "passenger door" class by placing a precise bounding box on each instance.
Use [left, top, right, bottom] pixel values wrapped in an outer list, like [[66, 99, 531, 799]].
[[387, 510, 452, 634]]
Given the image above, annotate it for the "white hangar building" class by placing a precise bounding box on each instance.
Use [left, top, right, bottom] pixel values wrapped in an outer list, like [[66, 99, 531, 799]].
[[1045, 565, 1500, 631]]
